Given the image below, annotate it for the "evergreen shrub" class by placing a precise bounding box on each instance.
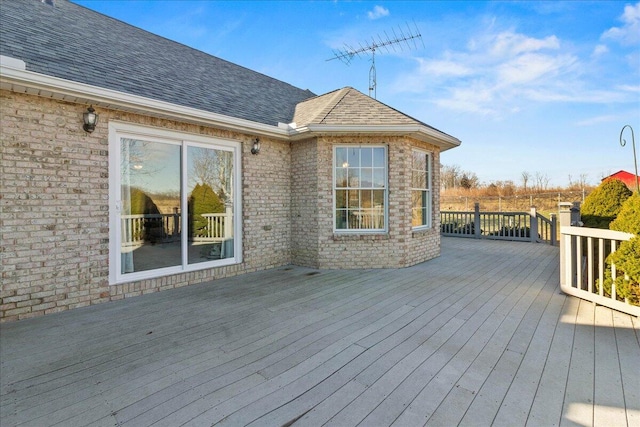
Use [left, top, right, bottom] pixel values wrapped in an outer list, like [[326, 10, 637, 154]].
[[599, 192, 640, 305], [581, 179, 632, 229]]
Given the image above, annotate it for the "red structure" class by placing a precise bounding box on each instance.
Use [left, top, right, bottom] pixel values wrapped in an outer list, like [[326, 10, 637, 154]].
[[602, 170, 640, 191]]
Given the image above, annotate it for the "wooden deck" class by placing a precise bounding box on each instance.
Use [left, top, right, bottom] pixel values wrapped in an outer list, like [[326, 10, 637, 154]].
[[1, 238, 638, 427]]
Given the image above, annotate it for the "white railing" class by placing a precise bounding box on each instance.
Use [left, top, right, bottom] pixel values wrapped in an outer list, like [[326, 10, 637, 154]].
[[121, 209, 232, 246], [440, 203, 557, 245], [121, 213, 180, 246], [193, 213, 232, 242], [351, 206, 384, 229], [560, 226, 638, 316]]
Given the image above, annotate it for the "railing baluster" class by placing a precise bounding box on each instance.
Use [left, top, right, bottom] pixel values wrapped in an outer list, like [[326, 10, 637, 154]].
[[587, 237, 593, 293], [576, 235, 583, 290], [611, 240, 617, 301], [598, 238, 604, 296]]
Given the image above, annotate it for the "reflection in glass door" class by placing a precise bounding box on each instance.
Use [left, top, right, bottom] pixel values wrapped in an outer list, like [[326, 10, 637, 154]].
[[187, 146, 234, 265], [120, 138, 181, 273]]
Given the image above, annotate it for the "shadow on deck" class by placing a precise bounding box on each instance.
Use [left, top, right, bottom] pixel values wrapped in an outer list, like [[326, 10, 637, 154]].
[[1, 238, 638, 426]]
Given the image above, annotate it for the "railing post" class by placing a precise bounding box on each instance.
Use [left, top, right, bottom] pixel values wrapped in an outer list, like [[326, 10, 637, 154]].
[[550, 213, 557, 246], [529, 207, 538, 243], [474, 203, 481, 239], [559, 201, 581, 287], [559, 202, 572, 287]]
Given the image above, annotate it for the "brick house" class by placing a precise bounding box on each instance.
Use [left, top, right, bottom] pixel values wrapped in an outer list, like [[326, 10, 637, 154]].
[[0, 0, 460, 321]]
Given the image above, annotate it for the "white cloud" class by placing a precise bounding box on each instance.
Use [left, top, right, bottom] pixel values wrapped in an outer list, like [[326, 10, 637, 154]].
[[489, 32, 560, 57], [392, 30, 580, 116], [592, 44, 609, 56], [617, 83, 640, 93], [497, 53, 577, 85], [367, 5, 389, 20], [574, 115, 618, 126], [601, 2, 640, 45]]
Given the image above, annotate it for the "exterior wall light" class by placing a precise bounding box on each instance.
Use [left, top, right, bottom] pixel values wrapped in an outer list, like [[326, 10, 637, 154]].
[[83, 106, 99, 133], [251, 137, 260, 155]]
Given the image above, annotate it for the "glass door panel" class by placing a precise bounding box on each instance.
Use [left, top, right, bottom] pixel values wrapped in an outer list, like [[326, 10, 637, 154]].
[[187, 146, 234, 264], [120, 138, 181, 273]]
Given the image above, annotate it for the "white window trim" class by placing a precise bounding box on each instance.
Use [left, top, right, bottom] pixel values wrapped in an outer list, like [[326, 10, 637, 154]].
[[332, 145, 389, 234], [411, 149, 432, 230], [108, 121, 242, 285]]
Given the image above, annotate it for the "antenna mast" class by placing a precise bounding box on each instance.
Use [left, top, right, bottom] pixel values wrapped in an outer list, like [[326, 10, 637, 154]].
[[327, 22, 424, 99]]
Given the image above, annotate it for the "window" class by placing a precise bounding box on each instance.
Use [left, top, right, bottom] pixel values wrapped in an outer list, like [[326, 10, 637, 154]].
[[411, 150, 432, 228], [109, 123, 241, 284], [334, 146, 387, 231]]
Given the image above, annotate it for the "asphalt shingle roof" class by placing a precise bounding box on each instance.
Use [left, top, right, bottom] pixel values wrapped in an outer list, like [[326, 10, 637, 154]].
[[0, 0, 315, 126], [294, 87, 447, 134]]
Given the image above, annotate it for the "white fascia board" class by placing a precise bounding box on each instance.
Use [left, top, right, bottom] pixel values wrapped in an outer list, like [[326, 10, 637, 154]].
[[0, 65, 289, 139], [291, 124, 461, 151]]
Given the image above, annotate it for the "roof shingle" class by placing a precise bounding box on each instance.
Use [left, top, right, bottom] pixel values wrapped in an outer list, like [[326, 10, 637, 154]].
[[0, 0, 315, 126]]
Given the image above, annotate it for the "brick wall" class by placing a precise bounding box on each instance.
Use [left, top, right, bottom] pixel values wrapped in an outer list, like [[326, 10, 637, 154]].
[[291, 139, 319, 267], [300, 135, 442, 269], [0, 91, 291, 321], [1, 90, 445, 321]]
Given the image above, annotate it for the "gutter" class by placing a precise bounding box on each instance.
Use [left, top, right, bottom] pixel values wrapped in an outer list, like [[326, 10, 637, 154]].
[[0, 58, 290, 140], [289, 124, 462, 151]]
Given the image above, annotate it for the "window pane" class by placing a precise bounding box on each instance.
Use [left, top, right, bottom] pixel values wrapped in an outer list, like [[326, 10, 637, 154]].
[[120, 138, 181, 274], [361, 189, 372, 208], [412, 189, 423, 210], [347, 147, 360, 168], [336, 209, 348, 229], [360, 147, 373, 167], [412, 170, 427, 189], [347, 168, 360, 187], [347, 189, 359, 208], [336, 168, 347, 188], [349, 209, 361, 229], [373, 169, 385, 188], [360, 168, 373, 187], [413, 151, 426, 171], [412, 207, 424, 227], [335, 190, 347, 209], [336, 148, 348, 168], [373, 148, 385, 167], [373, 190, 384, 207], [187, 146, 234, 265]]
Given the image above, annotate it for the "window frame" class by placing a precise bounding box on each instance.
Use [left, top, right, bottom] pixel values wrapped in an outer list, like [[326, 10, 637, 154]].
[[108, 122, 242, 285], [411, 149, 433, 230], [332, 145, 388, 234]]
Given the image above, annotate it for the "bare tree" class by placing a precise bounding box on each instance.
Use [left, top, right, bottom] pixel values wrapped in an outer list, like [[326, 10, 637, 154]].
[[521, 171, 530, 192], [534, 172, 550, 191], [441, 164, 460, 190], [578, 173, 589, 188], [190, 147, 234, 203]]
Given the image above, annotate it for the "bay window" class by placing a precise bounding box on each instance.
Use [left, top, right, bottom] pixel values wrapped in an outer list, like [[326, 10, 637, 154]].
[[411, 149, 432, 228], [334, 146, 387, 232]]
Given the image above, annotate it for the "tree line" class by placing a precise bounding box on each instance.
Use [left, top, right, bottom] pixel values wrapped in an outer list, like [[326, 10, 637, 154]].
[[441, 164, 592, 194]]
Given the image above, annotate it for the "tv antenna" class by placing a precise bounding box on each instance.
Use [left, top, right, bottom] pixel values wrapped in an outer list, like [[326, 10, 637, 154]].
[[327, 22, 424, 99]]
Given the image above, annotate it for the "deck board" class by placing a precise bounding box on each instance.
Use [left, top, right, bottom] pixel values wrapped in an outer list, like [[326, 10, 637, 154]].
[[1, 238, 638, 427]]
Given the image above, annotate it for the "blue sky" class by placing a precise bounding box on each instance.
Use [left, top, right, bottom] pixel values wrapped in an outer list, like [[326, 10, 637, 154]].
[[74, 0, 640, 187]]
